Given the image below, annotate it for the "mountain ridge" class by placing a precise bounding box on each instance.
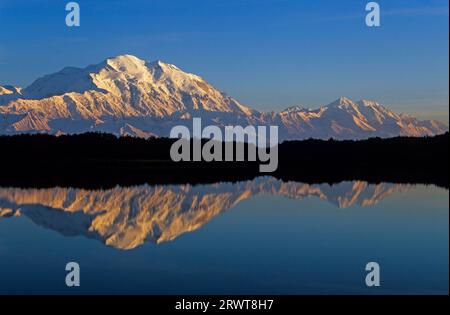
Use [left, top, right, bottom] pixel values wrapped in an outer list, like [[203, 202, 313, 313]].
[[0, 54, 447, 140]]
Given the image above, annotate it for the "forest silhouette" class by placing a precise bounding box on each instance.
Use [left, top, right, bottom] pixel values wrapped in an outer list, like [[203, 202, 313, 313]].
[[0, 132, 448, 189]]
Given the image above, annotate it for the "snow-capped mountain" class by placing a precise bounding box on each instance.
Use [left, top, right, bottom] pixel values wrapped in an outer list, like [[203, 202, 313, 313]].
[[273, 97, 447, 139], [0, 54, 447, 140]]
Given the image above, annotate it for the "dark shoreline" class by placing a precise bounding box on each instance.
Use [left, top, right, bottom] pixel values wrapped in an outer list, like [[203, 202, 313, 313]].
[[0, 133, 448, 189]]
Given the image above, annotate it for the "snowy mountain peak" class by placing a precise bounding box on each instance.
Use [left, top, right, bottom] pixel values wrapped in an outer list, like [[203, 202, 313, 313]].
[[0, 85, 18, 95], [281, 105, 306, 113], [0, 85, 23, 105], [105, 54, 146, 69], [332, 96, 355, 107], [100, 55, 151, 79], [0, 55, 447, 139], [21, 55, 199, 100]]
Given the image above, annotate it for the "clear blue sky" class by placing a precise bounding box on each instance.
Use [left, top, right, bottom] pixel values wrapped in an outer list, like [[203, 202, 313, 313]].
[[0, 0, 448, 121]]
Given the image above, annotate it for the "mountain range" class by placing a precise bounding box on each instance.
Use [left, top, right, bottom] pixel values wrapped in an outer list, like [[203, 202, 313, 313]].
[[0, 54, 447, 140], [0, 179, 411, 250]]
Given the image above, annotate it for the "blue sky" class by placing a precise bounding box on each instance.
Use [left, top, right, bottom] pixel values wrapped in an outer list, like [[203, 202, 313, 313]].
[[0, 0, 448, 121]]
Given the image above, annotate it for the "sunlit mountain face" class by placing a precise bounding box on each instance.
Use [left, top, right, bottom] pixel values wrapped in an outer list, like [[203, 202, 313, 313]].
[[0, 179, 412, 250], [0, 55, 447, 140]]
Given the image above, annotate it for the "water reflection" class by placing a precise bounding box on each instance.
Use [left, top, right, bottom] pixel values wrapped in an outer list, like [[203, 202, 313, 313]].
[[0, 179, 415, 250]]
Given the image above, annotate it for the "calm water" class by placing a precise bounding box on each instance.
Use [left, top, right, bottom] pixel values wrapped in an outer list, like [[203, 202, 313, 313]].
[[0, 178, 448, 294]]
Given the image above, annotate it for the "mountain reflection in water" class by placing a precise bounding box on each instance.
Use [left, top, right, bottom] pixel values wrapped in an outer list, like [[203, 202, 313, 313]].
[[0, 179, 412, 250]]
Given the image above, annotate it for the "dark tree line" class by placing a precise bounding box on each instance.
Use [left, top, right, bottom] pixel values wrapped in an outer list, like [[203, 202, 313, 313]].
[[0, 132, 448, 188]]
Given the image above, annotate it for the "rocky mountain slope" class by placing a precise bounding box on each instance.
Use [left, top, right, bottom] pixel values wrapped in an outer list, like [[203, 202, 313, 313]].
[[0, 54, 447, 140]]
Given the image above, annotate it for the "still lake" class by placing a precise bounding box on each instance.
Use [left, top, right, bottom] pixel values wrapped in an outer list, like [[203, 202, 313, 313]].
[[0, 178, 448, 294]]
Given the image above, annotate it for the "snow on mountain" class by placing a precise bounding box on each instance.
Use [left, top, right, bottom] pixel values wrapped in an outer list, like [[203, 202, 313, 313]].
[[0, 85, 22, 106], [275, 96, 447, 140], [0, 54, 447, 140]]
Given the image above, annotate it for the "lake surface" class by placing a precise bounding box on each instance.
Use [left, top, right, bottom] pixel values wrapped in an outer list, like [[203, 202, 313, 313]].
[[0, 178, 448, 294]]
